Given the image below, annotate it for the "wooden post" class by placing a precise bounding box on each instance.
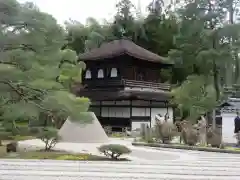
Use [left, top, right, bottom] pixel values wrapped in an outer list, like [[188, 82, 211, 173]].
[[130, 100, 132, 131], [100, 101, 102, 117], [150, 100, 152, 128]]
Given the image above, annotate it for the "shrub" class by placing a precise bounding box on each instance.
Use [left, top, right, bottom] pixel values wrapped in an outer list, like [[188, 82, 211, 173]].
[[146, 138, 155, 143], [182, 128, 199, 146], [140, 125, 154, 142], [98, 144, 131, 160], [207, 127, 222, 148], [179, 121, 199, 146], [36, 127, 60, 151], [154, 121, 177, 144], [103, 126, 112, 135]]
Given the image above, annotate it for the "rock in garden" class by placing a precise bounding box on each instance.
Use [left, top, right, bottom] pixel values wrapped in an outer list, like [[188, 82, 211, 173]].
[[6, 142, 18, 153]]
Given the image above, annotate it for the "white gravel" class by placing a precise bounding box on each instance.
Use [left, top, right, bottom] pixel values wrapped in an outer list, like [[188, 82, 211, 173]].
[[17, 138, 193, 161], [18, 138, 135, 157], [1, 156, 240, 180]]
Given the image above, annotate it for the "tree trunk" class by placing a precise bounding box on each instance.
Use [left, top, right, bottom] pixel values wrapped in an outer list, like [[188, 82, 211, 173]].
[[213, 61, 220, 101], [207, 0, 220, 101]]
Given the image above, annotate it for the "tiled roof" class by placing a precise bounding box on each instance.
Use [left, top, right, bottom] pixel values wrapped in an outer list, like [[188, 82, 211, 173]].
[[79, 39, 173, 65]]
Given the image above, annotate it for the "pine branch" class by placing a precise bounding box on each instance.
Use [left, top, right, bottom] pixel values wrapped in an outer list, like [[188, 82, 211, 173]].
[[2, 44, 36, 52], [0, 80, 58, 117], [0, 80, 24, 99], [19, 84, 47, 95]]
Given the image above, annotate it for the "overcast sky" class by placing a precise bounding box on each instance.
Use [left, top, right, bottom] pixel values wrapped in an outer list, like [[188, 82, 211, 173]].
[[17, 0, 156, 24]]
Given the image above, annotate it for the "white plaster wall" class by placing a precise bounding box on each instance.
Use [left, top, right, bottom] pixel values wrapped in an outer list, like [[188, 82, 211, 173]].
[[151, 108, 173, 127], [129, 107, 151, 130], [221, 112, 237, 144], [132, 108, 150, 116], [132, 121, 150, 131]]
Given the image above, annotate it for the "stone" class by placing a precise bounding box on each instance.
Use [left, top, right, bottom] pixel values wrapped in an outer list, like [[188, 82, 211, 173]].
[[6, 142, 17, 153]]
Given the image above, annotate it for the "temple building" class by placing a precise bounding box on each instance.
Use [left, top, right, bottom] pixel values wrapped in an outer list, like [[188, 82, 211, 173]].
[[77, 39, 174, 131]]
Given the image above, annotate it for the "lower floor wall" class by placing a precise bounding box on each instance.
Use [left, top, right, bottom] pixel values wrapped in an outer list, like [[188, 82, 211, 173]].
[[90, 105, 173, 131]]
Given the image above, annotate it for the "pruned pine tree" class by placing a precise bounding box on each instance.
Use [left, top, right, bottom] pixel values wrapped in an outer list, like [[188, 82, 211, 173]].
[[0, 0, 90, 141], [172, 75, 217, 121]]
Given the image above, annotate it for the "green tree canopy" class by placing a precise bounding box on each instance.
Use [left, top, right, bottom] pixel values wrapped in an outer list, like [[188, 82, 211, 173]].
[[0, 0, 90, 129], [170, 0, 240, 119], [172, 75, 217, 120]]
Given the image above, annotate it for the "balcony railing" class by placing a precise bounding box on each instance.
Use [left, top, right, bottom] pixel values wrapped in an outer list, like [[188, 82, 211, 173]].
[[83, 79, 171, 91], [123, 79, 170, 91]]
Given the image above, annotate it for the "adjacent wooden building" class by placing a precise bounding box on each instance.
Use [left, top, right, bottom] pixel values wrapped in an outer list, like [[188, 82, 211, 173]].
[[77, 39, 174, 131]]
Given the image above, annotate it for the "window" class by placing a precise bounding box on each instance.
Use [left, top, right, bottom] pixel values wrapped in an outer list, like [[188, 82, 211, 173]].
[[97, 69, 104, 78], [85, 69, 91, 79], [110, 68, 118, 77]]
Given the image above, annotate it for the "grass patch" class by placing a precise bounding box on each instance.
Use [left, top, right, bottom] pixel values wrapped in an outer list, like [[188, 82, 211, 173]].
[[0, 145, 129, 161], [225, 146, 240, 151]]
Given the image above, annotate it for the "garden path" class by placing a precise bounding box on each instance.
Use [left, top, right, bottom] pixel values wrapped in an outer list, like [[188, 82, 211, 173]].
[[1, 150, 240, 179]]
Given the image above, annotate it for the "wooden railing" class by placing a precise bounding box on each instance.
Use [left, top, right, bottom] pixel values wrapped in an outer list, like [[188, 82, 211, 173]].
[[123, 79, 170, 91], [83, 79, 171, 91]]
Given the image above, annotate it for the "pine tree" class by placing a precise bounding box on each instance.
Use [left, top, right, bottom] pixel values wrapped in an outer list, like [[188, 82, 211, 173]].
[[0, 0, 90, 139], [112, 0, 136, 38]]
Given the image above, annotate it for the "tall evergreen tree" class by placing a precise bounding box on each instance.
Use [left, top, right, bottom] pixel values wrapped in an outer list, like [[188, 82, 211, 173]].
[[170, 0, 238, 98], [0, 0, 90, 134], [170, 0, 240, 119], [112, 0, 136, 39], [224, 0, 240, 85]]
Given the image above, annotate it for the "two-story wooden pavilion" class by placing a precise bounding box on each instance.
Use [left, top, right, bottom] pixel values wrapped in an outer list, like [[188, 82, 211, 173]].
[[77, 39, 174, 131]]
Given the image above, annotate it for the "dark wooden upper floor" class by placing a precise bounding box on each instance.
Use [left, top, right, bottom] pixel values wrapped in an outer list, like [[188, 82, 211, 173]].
[[79, 39, 173, 91]]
